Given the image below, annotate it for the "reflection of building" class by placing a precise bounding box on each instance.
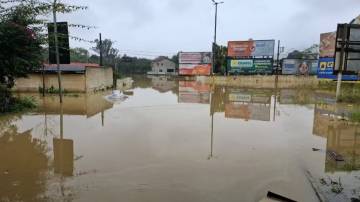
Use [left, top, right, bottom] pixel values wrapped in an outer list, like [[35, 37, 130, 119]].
[[313, 105, 360, 172], [178, 81, 210, 104], [148, 76, 178, 94], [14, 63, 113, 93], [148, 57, 177, 75], [32, 93, 113, 118]]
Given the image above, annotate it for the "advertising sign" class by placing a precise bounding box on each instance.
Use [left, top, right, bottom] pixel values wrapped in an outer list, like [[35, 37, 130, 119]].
[[179, 64, 211, 75], [318, 57, 358, 80], [228, 59, 273, 74], [48, 22, 70, 64], [282, 59, 318, 75], [179, 52, 212, 76], [228, 40, 275, 57], [320, 32, 336, 58], [179, 52, 212, 64]]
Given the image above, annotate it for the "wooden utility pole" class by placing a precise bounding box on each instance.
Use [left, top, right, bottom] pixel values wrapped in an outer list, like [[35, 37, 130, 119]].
[[53, 0, 63, 103]]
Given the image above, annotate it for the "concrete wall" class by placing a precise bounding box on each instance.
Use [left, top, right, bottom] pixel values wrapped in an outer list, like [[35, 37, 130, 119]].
[[204, 75, 319, 89], [13, 67, 113, 93], [14, 73, 86, 92], [85, 67, 113, 92]]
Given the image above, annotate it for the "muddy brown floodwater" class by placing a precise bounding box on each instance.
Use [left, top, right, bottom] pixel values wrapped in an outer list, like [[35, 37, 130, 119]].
[[1, 75, 360, 202]]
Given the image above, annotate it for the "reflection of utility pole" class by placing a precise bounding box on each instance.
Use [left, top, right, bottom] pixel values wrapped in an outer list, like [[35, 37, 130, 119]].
[[211, 0, 224, 75], [52, 0, 63, 103], [208, 91, 215, 160], [273, 93, 277, 122], [101, 110, 104, 127]]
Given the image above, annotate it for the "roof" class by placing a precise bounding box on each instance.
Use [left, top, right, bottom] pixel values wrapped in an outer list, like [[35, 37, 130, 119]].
[[152, 57, 174, 64], [37, 63, 101, 73]]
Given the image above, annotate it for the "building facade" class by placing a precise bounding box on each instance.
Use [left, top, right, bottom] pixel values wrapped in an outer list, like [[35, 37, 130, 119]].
[[148, 57, 177, 75], [13, 63, 113, 93]]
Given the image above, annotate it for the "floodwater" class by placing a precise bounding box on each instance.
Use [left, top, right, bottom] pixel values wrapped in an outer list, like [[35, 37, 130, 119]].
[[1, 75, 360, 202]]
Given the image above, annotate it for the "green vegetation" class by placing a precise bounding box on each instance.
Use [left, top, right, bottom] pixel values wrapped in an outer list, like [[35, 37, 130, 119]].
[[38, 86, 68, 94], [350, 111, 360, 122], [213, 44, 228, 74], [287, 44, 319, 59]]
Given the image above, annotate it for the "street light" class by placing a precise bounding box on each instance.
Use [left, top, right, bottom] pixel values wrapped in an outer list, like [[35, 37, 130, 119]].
[[211, 0, 224, 75]]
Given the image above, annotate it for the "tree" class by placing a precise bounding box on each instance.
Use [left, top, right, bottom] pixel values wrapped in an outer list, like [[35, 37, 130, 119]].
[[214, 45, 228, 74], [1, 0, 90, 104], [70, 48, 89, 63], [287, 44, 319, 60], [92, 38, 119, 66], [0, 5, 44, 112]]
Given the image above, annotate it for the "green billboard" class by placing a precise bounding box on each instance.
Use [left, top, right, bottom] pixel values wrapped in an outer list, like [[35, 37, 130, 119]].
[[228, 59, 273, 75]]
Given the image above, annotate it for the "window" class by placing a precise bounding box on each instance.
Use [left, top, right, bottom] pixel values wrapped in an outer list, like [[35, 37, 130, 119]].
[[167, 69, 174, 73], [159, 69, 163, 72]]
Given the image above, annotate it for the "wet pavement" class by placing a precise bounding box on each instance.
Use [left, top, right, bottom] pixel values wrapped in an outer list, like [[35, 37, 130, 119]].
[[1, 75, 360, 202]]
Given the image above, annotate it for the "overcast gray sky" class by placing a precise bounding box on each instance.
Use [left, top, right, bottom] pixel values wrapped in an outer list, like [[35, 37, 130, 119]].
[[58, 0, 359, 58]]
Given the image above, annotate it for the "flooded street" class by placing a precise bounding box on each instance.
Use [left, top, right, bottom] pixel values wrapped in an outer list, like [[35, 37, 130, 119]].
[[1, 76, 360, 202]]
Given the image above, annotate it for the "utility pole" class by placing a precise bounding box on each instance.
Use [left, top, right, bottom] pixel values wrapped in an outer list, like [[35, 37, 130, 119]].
[[211, 0, 224, 75], [336, 24, 348, 100], [99, 33, 103, 66], [53, 0, 63, 103]]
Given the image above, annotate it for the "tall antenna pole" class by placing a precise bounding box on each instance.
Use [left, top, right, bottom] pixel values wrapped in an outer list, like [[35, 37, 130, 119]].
[[53, 0, 63, 103], [211, 0, 224, 75]]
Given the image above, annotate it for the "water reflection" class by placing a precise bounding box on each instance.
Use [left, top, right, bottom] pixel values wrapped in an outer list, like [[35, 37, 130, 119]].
[[2, 76, 360, 201], [179, 81, 210, 104], [313, 101, 360, 172], [0, 116, 49, 202]]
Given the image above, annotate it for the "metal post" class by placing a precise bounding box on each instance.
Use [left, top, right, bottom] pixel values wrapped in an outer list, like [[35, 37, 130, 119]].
[[53, 0, 63, 103]]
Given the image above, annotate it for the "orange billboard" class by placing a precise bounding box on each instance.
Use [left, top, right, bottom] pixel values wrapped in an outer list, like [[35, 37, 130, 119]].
[[228, 41, 254, 57], [179, 64, 211, 76], [228, 40, 275, 57], [320, 32, 336, 58]]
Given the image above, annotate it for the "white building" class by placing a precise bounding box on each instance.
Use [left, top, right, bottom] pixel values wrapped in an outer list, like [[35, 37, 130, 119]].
[[148, 57, 177, 75]]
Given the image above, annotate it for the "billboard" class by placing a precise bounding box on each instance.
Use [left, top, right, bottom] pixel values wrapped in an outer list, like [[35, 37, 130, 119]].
[[179, 52, 212, 64], [228, 59, 273, 74], [179, 52, 212, 76], [179, 64, 211, 75], [282, 59, 318, 75], [48, 22, 70, 64], [227, 40, 275, 57], [318, 57, 358, 80], [320, 32, 336, 58]]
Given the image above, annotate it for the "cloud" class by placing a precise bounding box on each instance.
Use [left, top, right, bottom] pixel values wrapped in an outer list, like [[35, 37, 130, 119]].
[[56, 0, 360, 58]]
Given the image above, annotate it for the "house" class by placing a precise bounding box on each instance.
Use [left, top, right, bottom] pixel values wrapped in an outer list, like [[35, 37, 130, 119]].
[[148, 57, 177, 75], [13, 63, 113, 93]]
